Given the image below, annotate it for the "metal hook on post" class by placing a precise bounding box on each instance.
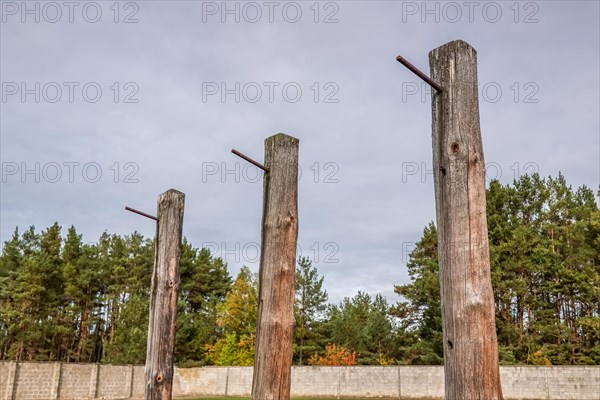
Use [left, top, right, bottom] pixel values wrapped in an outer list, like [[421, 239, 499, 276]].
[[125, 206, 158, 221], [231, 148, 269, 173], [396, 55, 443, 93]]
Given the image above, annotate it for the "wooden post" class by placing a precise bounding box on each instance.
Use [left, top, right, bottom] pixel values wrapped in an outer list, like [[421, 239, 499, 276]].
[[145, 189, 185, 400], [252, 133, 299, 400], [429, 40, 503, 400]]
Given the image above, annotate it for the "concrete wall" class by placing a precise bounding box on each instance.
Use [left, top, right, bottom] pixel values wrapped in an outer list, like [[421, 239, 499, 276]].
[[1, 362, 598, 399]]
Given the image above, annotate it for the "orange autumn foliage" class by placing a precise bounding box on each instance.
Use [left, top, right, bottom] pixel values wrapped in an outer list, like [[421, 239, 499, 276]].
[[308, 344, 357, 366]]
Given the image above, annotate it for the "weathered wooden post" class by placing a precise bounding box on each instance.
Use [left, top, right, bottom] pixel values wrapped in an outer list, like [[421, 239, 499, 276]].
[[428, 40, 503, 399], [144, 189, 185, 400], [252, 133, 299, 400]]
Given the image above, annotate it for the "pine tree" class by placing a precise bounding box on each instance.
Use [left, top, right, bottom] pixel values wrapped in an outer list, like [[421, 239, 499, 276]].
[[176, 242, 232, 366], [394, 174, 600, 365], [102, 232, 153, 364], [1, 226, 233, 365], [0, 228, 23, 359], [325, 291, 393, 365], [294, 256, 328, 364], [391, 222, 443, 365]]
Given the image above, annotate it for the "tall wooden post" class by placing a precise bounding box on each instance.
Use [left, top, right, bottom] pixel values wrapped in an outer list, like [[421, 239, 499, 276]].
[[252, 133, 299, 400], [145, 189, 185, 400], [429, 40, 503, 400]]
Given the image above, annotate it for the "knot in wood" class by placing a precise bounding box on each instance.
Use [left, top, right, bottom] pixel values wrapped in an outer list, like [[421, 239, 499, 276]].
[[450, 142, 460, 154]]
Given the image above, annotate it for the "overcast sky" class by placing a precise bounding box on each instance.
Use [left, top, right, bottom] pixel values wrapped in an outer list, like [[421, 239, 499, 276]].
[[1, 0, 598, 305]]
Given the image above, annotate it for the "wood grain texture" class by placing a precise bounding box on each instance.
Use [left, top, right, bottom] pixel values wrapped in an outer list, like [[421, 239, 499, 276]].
[[145, 189, 185, 400], [429, 40, 503, 400], [252, 133, 299, 400]]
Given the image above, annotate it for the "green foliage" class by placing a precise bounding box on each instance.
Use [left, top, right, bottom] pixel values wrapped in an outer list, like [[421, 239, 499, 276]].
[[294, 256, 328, 365], [103, 294, 149, 364], [392, 222, 443, 365], [0, 226, 232, 365], [208, 332, 255, 366], [1, 173, 597, 366], [176, 242, 232, 366], [394, 174, 600, 365], [206, 267, 257, 366], [324, 291, 394, 365]]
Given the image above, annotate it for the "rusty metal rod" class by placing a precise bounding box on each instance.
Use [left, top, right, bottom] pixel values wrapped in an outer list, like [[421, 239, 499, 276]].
[[231, 149, 269, 172], [396, 55, 443, 93], [125, 206, 158, 221]]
